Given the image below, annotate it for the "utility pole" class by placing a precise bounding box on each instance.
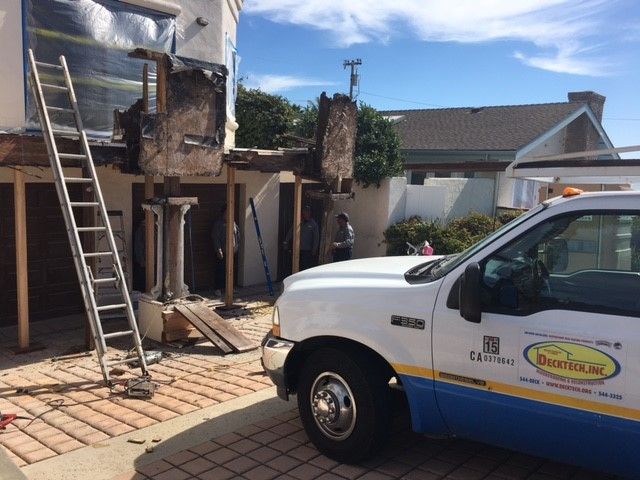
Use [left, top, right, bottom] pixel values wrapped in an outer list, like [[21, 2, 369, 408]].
[[343, 58, 362, 100]]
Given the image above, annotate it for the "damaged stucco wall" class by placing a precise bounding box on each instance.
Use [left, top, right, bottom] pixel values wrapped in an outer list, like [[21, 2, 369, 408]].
[[174, 0, 243, 147]]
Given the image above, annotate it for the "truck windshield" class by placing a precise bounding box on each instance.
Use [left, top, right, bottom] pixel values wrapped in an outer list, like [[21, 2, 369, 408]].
[[423, 204, 546, 280]]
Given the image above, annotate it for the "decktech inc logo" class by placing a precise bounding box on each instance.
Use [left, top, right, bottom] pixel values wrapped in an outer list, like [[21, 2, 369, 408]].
[[523, 342, 620, 381]]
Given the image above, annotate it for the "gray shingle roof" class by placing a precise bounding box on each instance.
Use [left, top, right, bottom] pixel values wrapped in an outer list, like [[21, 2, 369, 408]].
[[381, 102, 585, 151]]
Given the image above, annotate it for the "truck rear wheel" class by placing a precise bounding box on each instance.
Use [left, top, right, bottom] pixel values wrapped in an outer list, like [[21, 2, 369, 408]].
[[297, 347, 391, 463]]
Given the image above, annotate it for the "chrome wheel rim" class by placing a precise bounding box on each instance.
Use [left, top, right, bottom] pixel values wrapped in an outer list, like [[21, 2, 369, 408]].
[[309, 371, 356, 441]]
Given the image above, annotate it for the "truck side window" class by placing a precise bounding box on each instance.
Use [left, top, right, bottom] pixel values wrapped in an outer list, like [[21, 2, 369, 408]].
[[480, 212, 640, 317]]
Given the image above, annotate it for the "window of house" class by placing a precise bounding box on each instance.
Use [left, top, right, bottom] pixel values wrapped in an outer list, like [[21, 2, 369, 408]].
[[225, 33, 239, 122], [410, 171, 427, 185], [480, 212, 640, 317], [25, 0, 176, 138]]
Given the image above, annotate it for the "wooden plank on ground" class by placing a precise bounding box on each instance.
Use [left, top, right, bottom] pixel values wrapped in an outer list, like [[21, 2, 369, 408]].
[[183, 303, 257, 353], [174, 304, 233, 354]]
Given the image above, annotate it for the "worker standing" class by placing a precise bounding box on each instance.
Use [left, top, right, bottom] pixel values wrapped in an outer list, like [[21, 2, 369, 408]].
[[284, 205, 320, 270], [331, 212, 354, 262], [211, 204, 239, 296]]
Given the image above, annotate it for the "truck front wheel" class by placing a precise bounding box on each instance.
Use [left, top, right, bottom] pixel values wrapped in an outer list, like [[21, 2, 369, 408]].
[[297, 347, 391, 462]]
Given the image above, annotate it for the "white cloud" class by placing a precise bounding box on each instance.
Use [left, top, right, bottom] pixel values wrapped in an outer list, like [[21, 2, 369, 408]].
[[244, 73, 337, 92], [244, 0, 618, 76]]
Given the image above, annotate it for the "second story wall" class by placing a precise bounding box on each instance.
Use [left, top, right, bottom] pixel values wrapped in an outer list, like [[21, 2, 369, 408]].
[[0, 1, 26, 130], [0, 0, 243, 147]]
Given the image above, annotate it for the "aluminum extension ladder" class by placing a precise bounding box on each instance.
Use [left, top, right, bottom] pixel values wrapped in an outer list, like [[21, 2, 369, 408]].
[[27, 49, 150, 390]]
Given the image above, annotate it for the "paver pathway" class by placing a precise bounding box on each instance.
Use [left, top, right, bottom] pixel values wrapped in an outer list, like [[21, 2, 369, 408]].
[[0, 303, 274, 467], [119, 410, 617, 480]]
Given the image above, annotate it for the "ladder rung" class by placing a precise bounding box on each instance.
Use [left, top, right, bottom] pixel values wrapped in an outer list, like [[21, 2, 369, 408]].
[[70, 202, 99, 207], [83, 252, 112, 257], [47, 106, 75, 113], [103, 330, 134, 340], [77, 227, 106, 232], [64, 177, 93, 184], [96, 303, 127, 312], [107, 357, 141, 367], [35, 61, 63, 70], [41, 83, 68, 91], [52, 129, 80, 137], [93, 277, 118, 284], [59, 153, 87, 160]]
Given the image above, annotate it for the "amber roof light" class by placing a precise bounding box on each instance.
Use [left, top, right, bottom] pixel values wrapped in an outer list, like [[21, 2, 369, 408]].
[[562, 187, 584, 197]]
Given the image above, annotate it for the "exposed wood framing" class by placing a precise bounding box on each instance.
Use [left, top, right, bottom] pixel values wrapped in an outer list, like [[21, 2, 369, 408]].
[[0, 134, 126, 167], [292, 175, 302, 273], [14, 168, 29, 350], [227, 148, 307, 174], [225, 165, 236, 307]]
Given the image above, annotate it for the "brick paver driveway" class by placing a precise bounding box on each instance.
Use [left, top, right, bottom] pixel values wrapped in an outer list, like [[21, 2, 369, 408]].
[[122, 409, 617, 480]]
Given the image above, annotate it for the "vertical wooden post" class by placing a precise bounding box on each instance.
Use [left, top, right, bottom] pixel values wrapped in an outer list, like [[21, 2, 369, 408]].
[[14, 168, 29, 350], [144, 175, 155, 292], [156, 56, 167, 114], [142, 64, 155, 293], [142, 63, 149, 113], [225, 165, 236, 307], [292, 175, 302, 273]]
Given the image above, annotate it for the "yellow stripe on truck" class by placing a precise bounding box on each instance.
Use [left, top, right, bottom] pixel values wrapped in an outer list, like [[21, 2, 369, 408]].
[[391, 362, 640, 422]]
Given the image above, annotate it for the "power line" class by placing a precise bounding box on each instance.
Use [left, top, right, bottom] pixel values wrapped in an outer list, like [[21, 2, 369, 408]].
[[359, 90, 446, 108], [603, 117, 640, 121]]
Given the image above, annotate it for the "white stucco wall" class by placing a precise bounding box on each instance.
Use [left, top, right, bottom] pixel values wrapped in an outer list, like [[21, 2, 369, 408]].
[[0, 1, 25, 130], [422, 177, 495, 221]]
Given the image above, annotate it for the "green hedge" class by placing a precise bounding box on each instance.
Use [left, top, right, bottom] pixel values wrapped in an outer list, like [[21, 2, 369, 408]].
[[383, 211, 521, 256]]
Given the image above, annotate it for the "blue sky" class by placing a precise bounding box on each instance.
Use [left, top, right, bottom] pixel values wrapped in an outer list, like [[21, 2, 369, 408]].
[[237, 0, 640, 152]]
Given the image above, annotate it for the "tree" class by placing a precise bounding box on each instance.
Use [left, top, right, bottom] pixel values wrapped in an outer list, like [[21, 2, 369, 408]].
[[235, 86, 404, 187], [235, 84, 300, 149], [353, 104, 404, 188]]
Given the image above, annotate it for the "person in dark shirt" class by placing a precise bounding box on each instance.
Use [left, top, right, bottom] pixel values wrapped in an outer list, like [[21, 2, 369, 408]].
[[211, 204, 239, 296], [331, 212, 354, 262], [284, 205, 320, 270]]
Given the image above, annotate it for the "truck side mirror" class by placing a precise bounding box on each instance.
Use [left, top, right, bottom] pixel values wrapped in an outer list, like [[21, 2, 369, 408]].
[[460, 262, 482, 323]]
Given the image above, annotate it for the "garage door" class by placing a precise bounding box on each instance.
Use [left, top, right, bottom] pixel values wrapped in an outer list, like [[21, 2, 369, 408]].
[[0, 183, 83, 327]]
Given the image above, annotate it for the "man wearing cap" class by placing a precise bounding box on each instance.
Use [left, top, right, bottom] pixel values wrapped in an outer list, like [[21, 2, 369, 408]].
[[284, 205, 320, 271], [332, 212, 354, 262]]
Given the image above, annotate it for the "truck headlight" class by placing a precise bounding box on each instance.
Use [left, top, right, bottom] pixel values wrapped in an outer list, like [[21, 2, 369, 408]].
[[272, 306, 281, 337]]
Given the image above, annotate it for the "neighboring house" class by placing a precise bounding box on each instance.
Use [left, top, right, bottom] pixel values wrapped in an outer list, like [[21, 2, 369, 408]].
[[0, 0, 292, 328], [382, 91, 619, 210]]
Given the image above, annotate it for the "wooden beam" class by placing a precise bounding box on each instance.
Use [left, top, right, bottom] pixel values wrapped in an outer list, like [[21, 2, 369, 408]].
[[142, 65, 155, 294], [0, 134, 127, 167], [13, 168, 29, 350], [156, 55, 168, 114], [225, 165, 235, 307], [292, 175, 302, 273], [144, 175, 155, 292], [226, 149, 307, 173]]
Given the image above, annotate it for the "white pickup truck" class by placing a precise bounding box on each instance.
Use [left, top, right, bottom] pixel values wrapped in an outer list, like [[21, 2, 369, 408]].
[[262, 190, 639, 478]]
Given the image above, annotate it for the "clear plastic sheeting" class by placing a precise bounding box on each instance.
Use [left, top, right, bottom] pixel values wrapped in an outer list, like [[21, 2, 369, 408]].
[[25, 0, 175, 139]]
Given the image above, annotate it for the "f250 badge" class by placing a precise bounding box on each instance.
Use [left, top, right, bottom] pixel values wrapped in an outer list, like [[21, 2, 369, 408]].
[[391, 315, 425, 330]]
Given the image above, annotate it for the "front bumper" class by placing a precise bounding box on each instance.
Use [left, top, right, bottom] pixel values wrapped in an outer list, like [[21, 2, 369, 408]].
[[261, 332, 295, 400]]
